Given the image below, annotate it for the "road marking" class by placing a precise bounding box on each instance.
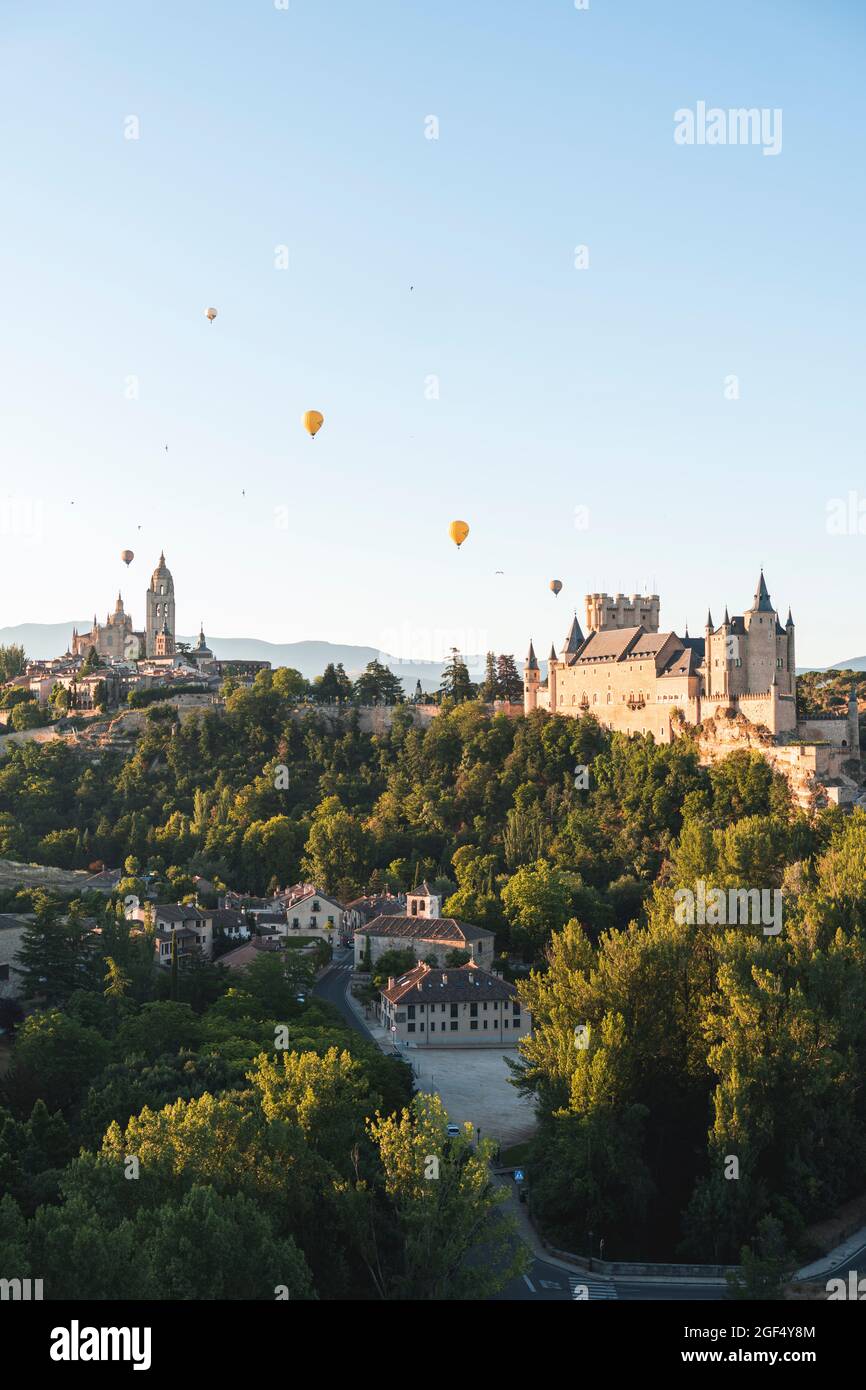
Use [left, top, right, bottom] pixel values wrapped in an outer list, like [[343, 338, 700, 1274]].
[[569, 1277, 618, 1301], [539, 1279, 562, 1289], [522, 1275, 536, 1292]]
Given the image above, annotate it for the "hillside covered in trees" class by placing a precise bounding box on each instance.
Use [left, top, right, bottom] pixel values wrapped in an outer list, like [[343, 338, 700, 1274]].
[[2, 673, 866, 1280]]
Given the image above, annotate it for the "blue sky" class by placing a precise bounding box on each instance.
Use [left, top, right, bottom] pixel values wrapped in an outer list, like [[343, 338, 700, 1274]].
[[1, 0, 864, 666]]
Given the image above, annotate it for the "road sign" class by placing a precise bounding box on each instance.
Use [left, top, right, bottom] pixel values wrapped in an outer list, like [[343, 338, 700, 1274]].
[[513, 1168, 524, 1183]]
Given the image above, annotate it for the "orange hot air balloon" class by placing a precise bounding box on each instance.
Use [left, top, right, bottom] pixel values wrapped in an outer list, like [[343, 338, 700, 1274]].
[[550, 579, 562, 596], [304, 410, 324, 438], [121, 549, 134, 567], [205, 307, 218, 323], [449, 520, 470, 549]]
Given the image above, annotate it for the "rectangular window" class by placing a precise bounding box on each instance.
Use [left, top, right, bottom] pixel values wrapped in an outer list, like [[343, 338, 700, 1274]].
[[396, 1012, 406, 1023], [430, 1022, 436, 1032], [407, 1023, 416, 1033], [470, 1003, 478, 1017], [483, 1020, 488, 1029], [407, 1005, 416, 1019], [450, 1021, 458, 1031], [470, 1020, 478, 1030], [504, 1019, 509, 1028], [450, 1004, 458, 1017]]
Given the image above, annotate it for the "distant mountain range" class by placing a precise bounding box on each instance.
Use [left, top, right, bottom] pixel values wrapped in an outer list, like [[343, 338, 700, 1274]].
[[0, 622, 492, 693]]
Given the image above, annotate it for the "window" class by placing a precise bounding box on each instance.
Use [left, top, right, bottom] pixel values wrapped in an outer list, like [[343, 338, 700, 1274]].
[[450, 1003, 458, 1017], [504, 1019, 509, 1028], [470, 1003, 478, 1017], [470, 1020, 478, 1030], [450, 1021, 458, 1031], [430, 1022, 436, 1032], [312, 901, 320, 912], [408, 1023, 416, 1033], [483, 1020, 488, 1029], [407, 1005, 416, 1019]]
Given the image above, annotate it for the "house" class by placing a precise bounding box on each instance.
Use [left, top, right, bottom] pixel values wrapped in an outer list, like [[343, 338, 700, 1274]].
[[379, 961, 529, 1046], [279, 888, 344, 942], [149, 905, 214, 967], [353, 884, 494, 970], [0, 915, 27, 1001], [208, 908, 250, 946]]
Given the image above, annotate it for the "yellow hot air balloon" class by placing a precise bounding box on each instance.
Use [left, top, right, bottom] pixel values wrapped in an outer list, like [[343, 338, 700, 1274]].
[[449, 520, 470, 549], [121, 549, 134, 567], [550, 579, 562, 596], [205, 307, 218, 323], [303, 410, 324, 438]]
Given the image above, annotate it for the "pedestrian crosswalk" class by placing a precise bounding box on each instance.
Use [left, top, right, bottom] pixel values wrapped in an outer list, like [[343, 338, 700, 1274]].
[[569, 1277, 618, 1300]]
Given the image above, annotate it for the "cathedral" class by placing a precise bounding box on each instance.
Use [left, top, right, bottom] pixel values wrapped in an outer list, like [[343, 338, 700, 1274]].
[[72, 552, 176, 662], [525, 572, 821, 744]]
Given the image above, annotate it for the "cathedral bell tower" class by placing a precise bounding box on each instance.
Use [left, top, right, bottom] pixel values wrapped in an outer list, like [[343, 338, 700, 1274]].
[[146, 552, 175, 658]]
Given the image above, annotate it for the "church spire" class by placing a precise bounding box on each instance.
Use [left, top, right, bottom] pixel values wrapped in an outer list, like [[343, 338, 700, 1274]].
[[526, 640, 538, 671], [706, 609, 713, 630]]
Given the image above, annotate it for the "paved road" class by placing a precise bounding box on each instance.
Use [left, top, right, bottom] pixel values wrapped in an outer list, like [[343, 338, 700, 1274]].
[[496, 1257, 727, 1301], [313, 948, 377, 1042]]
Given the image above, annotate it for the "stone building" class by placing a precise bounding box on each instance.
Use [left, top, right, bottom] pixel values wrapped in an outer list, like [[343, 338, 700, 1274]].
[[379, 961, 529, 1046], [523, 570, 860, 804], [354, 879, 495, 968], [72, 593, 143, 662], [70, 552, 180, 665]]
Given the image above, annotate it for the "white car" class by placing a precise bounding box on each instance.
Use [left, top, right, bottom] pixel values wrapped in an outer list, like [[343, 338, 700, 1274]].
[[446, 1124, 461, 1138]]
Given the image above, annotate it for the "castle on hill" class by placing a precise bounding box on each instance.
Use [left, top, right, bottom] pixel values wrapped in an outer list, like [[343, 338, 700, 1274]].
[[524, 573, 860, 782]]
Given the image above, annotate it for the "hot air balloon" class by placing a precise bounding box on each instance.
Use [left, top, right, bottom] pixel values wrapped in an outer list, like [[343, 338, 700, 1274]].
[[303, 410, 324, 438], [205, 307, 218, 323], [121, 549, 134, 567], [550, 579, 562, 596], [449, 520, 470, 549]]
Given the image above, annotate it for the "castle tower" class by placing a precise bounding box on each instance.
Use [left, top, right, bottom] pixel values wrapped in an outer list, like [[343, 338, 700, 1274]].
[[785, 609, 796, 695], [548, 644, 558, 711], [743, 569, 777, 695], [584, 592, 659, 633], [524, 640, 540, 714], [146, 552, 175, 658]]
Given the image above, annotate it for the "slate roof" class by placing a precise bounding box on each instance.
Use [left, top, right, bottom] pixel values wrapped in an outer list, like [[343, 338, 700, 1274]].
[[355, 915, 493, 943], [381, 962, 517, 1005], [153, 905, 210, 924]]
